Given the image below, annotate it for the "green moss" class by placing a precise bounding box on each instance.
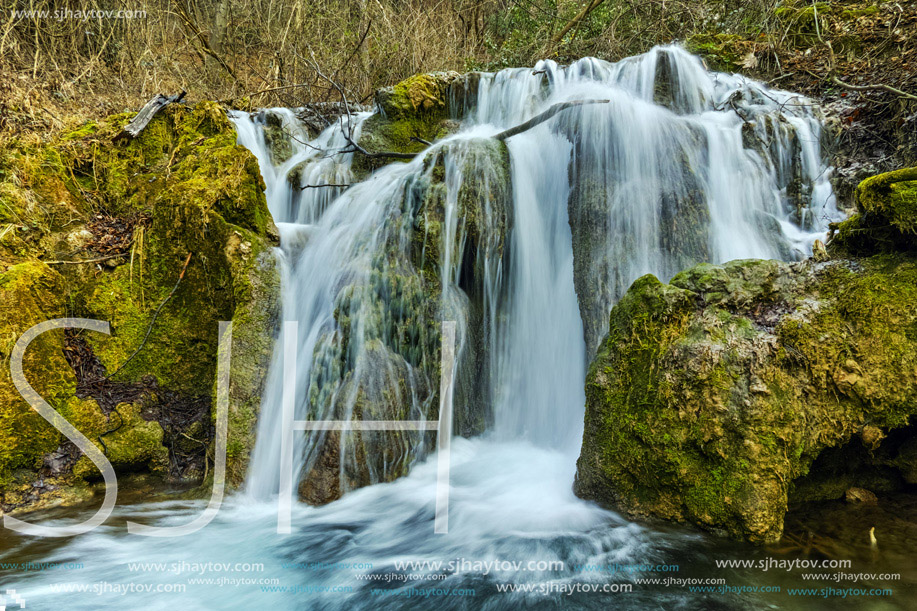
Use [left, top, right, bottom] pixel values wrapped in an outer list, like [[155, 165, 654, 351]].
[[66, 401, 168, 479], [685, 33, 745, 71], [353, 72, 463, 178], [576, 253, 917, 544], [0, 101, 281, 502], [857, 167, 917, 234], [841, 5, 879, 19], [829, 167, 917, 255], [0, 262, 71, 487], [376, 73, 459, 120]]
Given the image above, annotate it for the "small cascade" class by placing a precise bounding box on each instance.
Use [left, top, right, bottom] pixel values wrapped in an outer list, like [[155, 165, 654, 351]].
[[232, 43, 837, 505]]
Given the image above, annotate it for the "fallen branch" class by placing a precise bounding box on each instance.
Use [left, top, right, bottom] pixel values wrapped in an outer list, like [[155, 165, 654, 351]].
[[495, 99, 610, 140], [107, 252, 193, 380], [296, 183, 352, 190], [113, 91, 186, 143], [831, 76, 917, 101]]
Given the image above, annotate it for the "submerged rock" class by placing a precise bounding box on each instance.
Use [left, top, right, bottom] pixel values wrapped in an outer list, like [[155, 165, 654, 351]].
[[0, 102, 280, 513]]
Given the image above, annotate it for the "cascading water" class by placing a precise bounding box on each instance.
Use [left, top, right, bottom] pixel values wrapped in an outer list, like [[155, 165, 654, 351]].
[[1, 46, 844, 610], [237, 44, 836, 493]]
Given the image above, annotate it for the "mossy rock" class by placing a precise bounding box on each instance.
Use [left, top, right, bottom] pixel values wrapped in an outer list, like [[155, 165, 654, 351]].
[[575, 255, 917, 543], [298, 137, 513, 504], [353, 72, 467, 178], [0, 101, 281, 508], [375, 72, 461, 120], [828, 167, 917, 255], [685, 33, 751, 73]]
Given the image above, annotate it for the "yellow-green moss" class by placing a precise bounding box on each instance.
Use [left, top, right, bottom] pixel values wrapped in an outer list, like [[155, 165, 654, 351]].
[[353, 72, 463, 177], [576, 254, 917, 544], [0, 262, 71, 487], [0, 101, 281, 504], [856, 167, 917, 234], [66, 401, 168, 479], [376, 73, 460, 120], [829, 167, 917, 255]]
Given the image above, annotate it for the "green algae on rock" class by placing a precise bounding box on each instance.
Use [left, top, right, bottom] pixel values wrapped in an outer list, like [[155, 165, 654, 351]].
[[0, 101, 280, 513], [574, 253, 917, 544]]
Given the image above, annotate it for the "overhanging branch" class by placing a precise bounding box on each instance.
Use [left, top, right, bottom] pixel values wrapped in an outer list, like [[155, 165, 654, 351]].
[[495, 99, 611, 141]]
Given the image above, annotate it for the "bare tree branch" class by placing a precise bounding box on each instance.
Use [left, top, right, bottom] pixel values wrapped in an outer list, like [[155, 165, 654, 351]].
[[551, 0, 605, 44], [296, 183, 352, 190], [495, 99, 610, 140], [831, 76, 917, 101]]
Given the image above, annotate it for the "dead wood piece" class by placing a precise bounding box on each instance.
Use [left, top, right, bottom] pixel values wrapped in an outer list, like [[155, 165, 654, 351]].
[[113, 91, 187, 142], [495, 99, 610, 141]]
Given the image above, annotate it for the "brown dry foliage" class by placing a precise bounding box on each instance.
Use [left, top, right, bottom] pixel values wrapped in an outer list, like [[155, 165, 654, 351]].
[[0, 1, 782, 128], [0, 0, 912, 150]]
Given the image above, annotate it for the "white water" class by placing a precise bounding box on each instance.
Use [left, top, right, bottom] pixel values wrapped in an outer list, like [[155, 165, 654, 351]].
[[1, 46, 842, 610]]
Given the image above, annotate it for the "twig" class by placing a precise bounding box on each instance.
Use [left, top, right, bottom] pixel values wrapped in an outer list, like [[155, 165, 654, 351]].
[[107, 253, 193, 380], [170, 1, 238, 82], [46, 252, 129, 265], [495, 99, 610, 140], [251, 83, 312, 97], [296, 183, 352, 190], [831, 76, 917, 101], [97, 404, 124, 456], [331, 20, 372, 84]]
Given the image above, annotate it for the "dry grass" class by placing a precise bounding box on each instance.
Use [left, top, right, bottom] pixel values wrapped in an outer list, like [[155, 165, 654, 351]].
[[0, 0, 856, 135]]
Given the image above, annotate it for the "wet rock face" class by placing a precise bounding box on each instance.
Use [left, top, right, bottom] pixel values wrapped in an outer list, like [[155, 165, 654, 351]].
[[0, 102, 281, 512], [297, 138, 513, 505], [575, 243, 917, 543]]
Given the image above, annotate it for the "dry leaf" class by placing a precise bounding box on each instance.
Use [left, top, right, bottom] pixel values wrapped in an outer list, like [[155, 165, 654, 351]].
[[741, 51, 758, 69]]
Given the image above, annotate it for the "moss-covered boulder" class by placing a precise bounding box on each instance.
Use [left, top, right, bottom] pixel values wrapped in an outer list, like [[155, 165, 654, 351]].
[[298, 137, 512, 504], [829, 167, 917, 255], [0, 101, 280, 513], [352, 72, 477, 178], [575, 251, 917, 543]]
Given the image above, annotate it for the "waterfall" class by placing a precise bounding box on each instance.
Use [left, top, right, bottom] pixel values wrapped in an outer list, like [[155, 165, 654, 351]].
[[233, 45, 836, 501], [5, 45, 842, 611]]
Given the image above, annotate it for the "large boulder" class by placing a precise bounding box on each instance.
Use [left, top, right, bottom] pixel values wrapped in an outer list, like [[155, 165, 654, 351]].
[[298, 137, 512, 504], [352, 71, 481, 177], [0, 102, 281, 514], [575, 170, 917, 543]]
